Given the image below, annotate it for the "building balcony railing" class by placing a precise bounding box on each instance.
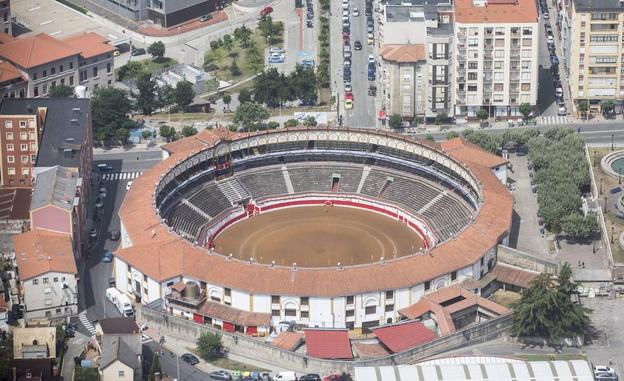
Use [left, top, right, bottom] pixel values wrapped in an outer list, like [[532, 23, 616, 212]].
[[510, 49, 520, 58]]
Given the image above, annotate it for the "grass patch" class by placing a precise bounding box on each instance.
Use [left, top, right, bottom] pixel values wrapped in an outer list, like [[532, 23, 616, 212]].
[[514, 353, 587, 362], [143, 57, 178, 74], [490, 290, 521, 308], [187, 348, 268, 372]]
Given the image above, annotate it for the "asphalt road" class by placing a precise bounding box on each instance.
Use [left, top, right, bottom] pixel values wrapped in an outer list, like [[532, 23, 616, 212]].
[[143, 340, 209, 381]]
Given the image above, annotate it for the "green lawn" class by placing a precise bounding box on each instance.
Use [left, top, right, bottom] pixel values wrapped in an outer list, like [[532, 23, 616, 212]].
[[187, 347, 268, 372], [142, 57, 178, 73]]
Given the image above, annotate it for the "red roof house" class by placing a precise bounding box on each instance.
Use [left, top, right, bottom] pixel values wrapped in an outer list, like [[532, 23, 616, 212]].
[[304, 329, 353, 360], [371, 320, 437, 353]]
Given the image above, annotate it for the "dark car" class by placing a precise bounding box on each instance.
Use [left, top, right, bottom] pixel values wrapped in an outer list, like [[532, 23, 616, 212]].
[[300, 375, 321, 381], [199, 14, 213, 22], [181, 353, 199, 365], [365, 7, 372, 16], [209, 370, 232, 381], [354, 40, 362, 50], [131, 48, 146, 56], [368, 72, 376, 81], [11, 304, 23, 319], [109, 230, 121, 241]]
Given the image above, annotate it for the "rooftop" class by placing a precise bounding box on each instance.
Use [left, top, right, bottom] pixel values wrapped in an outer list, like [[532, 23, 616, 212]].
[[455, 0, 538, 23], [0, 33, 80, 69], [271, 331, 304, 351], [98, 317, 140, 335], [371, 320, 437, 353], [490, 263, 538, 289], [572, 0, 624, 11], [304, 329, 353, 360], [12, 229, 76, 280], [0, 61, 25, 83], [198, 300, 271, 327], [441, 138, 508, 169], [30, 166, 79, 212], [100, 335, 140, 370], [0, 98, 91, 169], [61, 32, 115, 59], [0, 188, 31, 220], [0, 32, 16, 44], [380, 44, 426, 63]]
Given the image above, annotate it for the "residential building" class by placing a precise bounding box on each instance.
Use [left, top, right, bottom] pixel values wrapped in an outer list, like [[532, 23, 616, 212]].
[[96, 318, 142, 381], [0, 32, 114, 97], [564, 0, 624, 114], [1, 0, 10, 36], [380, 0, 454, 120], [0, 62, 27, 99], [30, 166, 84, 257], [12, 229, 78, 321], [90, 0, 221, 27], [454, 0, 539, 119], [12, 327, 56, 358], [10, 359, 54, 381]]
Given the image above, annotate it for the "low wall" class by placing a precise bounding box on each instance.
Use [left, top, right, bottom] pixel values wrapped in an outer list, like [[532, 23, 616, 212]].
[[497, 245, 559, 273], [139, 306, 511, 374]]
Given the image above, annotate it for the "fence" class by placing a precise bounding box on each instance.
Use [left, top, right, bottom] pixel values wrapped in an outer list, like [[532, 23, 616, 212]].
[[139, 306, 511, 374]]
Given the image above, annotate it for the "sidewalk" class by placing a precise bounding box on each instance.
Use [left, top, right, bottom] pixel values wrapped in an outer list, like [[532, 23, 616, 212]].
[[61, 332, 90, 381], [93, 142, 165, 155]]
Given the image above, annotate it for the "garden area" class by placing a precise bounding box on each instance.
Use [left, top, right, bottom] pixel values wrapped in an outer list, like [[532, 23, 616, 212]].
[[116, 41, 179, 81]]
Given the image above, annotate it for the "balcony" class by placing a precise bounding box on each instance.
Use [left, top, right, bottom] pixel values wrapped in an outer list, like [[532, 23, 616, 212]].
[[167, 289, 207, 310], [510, 49, 520, 58]]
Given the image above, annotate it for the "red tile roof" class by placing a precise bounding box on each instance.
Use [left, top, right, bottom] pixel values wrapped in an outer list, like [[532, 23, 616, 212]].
[[198, 300, 271, 327], [352, 342, 390, 358], [441, 138, 508, 169], [371, 320, 437, 353], [62, 32, 115, 59], [380, 44, 425, 63], [0, 32, 16, 44], [455, 0, 538, 23], [490, 263, 538, 289], [272, 331, 304, 351], [304, 329, 353, 360], [12, 229, 76, 280], [0, 34, 80, 69], [0, 62, 24, 83]]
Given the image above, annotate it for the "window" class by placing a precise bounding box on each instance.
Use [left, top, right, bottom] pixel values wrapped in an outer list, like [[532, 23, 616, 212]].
[[494, 38, 505, 48], [590, 34, 618, 42], [56, 308, 62, 314], [4, 121, 11, 128], [107, 63, 111, 73], [6, 132, 12, 140], [424, 281, 430, 291], [118, 371, 125, 378], [346, 295, 354, 305], [43, 277, 49, 284], [271, 309, 280, 317], [43, 70, 47, 77], [521, 72, 531, 80], [494, 83, 504, 91], [284, 308, 297, 317], [521, 61, 531, 69], [20, 144, 27, 151], [54, 277, 59, 282], [93, 67, 98, 77], [33, 279, 39, 285], [79, 70, 87, 82], [69, 61, 74, 69], [69, 76, 74, 86], [144, 287, 148, 295], [522, 27, 533, 35], [468, 62, 478, 69], [301, 296, 309, 306], [346, 309, 354, 317], [224, 288, 231, 297], [19, 132, 26, 140], [301, 311, 309, 319], [34, 87, 39, 97], [21, 155, 28, 164], [385, 304, 393, 312], [494, 61, 503, 69], [19, 121, 26, 128], [522, 38, 532, 47], [521, 83, 531, 91], [385, 290, 394, 299], [60, 64, 64, 72], [494, 94, 504, 102], [468, 85, 478, 91], [494, 72, 504, 81], [494, 50, 505, 58], [51, 81, 56, 88], [468, 38, 478, 47], [271, 295, 280, 304], [6, 156, 13, 163], [365, 305, 376, 315], [43, 84, 47, 94], [45, 311, 51, 317], [451, 271, 457, 281], [495, 27, 505, 36], [33, 72, 37, 80], [51, 67, 56, 75], [7, 167, 14, 175]]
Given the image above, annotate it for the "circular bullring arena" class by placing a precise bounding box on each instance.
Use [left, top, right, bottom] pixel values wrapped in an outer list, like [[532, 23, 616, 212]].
[[116, 127, 512, 330]]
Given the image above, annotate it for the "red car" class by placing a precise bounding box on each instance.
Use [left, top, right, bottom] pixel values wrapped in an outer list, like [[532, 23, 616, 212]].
[[260, 6, 273, 16], [344, 92, 353, 100], [323, 375, 343, 381]]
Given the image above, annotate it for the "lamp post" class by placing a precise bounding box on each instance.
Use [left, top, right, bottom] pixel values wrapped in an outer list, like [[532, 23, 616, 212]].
[[600, 177, 603, 195], [604, 196, 607, 213], [612, 225, 615, 244], [612, 133, 616, 151]]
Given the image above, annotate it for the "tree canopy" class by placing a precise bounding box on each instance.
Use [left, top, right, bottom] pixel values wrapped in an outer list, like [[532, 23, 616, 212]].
[[117, 61, 146, 81], [48, 84, 75, 98], [234, 25, 253, 48], [134, 73, 158, 115], [253, 66, 318, 107], [511, 263, 591, 341], [181, 126, 198, 137], [233, 102, 270, 131], [388, 114, 402, 130], [196, 332, 224, 361], [91, 87, 135, 143], [175, 81, 195, 111], [147, 41, 166, 61]]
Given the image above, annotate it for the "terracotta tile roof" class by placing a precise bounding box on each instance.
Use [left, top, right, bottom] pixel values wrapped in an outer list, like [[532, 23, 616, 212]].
[[198, 300, 271, 327], [371, 320, 437, 353], [12, 229, 76, 280], [441, 137, 508, 168], [162, 129, 223, 155], [490, 263, 538, 289], [380, 44, 425, 63], [304, 329, 353, 359], [398, 298, 439, 320], [455, 0, 538, 23], [0, 34, 80, 69], [0, 33, 16, 44], [352, 342, 390, 358], [62, 32, 115, 59], [0, 62, 24, 83], [116, 128, 513, 297], [272, 331, 304, 351], [170, 281, 186, 293]]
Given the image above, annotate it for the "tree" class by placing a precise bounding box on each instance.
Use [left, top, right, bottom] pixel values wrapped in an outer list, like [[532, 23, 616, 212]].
[[142, 130, 152, 141], [285, 119, 299, 127], [577, 101, 589, 117], [135, 73, 158, 115], [511, 263, 591, 341], [222, 94, 232, 110], [238, 89, 253, 104], [424, 133, 435, 141], [229, 60, 241, 76], [115, 127, 130, 144], [175, 81, 195, 112], [234, 25, 253, 48], [91, 87, 134, 141], [519, 102, 533, 120], [446, 131, 460, 139], [435, 112, 448, 125], [0, 333, 13, 378], [196, 331, 224, 361], [288, 65, 318, 105], [601, 100, 615, 116], [159, 125, 176, 142], [157, 85, 176, 109], [117, 61, 146, 81], [222, 34, 234, 51], [246, 43, 263, 73], [253, 68, 289, 107], [75, 368, 99, 381], [233, 102, 270, 131], [181, 126, 198, 137], [476, 109, 489, 122], [147, 41, 166, 61], [49, 84, 74, 98], [209, 40, 221, 51], [149, 354, 162, 381], [303, 116, 317, 126], [267, 121, 280, 129], [258, 16, 282, 44], [562, 213, 599, 240], [388, 113, 402, 130]]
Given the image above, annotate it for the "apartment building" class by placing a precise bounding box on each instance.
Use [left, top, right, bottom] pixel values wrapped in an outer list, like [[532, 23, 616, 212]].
[[0, 110, 40, 188], [380, 0, 454, 121], [564, 0, 624, 114], [12, 229, 78, 321], [454, 0, 539, 119], [1, 0, 10, 36], [0, 32, 114, 98], [90, 0, 221, 27], [0, 62, 27, 99]]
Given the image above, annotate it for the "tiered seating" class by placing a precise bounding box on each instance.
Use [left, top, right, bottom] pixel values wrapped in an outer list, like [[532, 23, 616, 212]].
[[360, 171, 391, 197], [165, 203, 209, 238], [335, 168, 363, 193], [187, 184, 232, 218], [383, 177, 440, 212], [288, 166, 333, 193], [217, 178, 249, 205], [237, 170, 288, 199], [425, 194, 474, 240]]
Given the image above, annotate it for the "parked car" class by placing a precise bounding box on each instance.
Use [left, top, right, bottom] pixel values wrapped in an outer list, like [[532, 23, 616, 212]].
[[199, 14, 213, 22], [209, 370, 232, 381], [368, 54, 375, 64], [543, 11, 549, 19], [126, 181, 133, 191], [352, 8, 359, 16], [344, 98, 353, 110], [89, 228, 98, 239], [300, 375, 321, 381], [307, 20, 313, 27], [354, 40, 362, 50], [275, 372, 298, 381], [365, 7, 372, 16], [341, 0, 349, 9], [269, 47, 284, 55], [344, 82, 352, 92], [260, 6, 273, 16], [594, 366, 617, 377], [368, 72, 376, 81], [181, 353, 200, 365], [102, 251, 114, 263], [94, 198, 104, 208], [268, 54, 285, 64], [109, 230, 121, 241], [557, 105, 567, 116], [131, 48, 146, 56]]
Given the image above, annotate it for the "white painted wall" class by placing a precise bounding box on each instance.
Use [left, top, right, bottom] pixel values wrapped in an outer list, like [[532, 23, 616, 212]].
[[309, 297, 332, 328], [396, 288, 410, 310], [332, 297, 346, 329], [492, 165, 507, 184], [231, 290, 249, 310], [253, 294, 271, 313], [114, 258, 128, 294], [23, 271, 78, 320]]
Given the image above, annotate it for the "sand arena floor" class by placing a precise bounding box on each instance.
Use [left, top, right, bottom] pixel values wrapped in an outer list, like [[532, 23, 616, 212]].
[[212, 206, 425, 267]]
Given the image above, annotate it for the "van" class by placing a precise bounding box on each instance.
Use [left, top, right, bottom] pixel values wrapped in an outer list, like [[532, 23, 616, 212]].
[[274, 372, 298, 381]]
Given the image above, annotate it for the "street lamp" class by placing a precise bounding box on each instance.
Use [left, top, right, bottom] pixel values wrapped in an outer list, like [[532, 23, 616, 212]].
[[612, 133, 615, 151]]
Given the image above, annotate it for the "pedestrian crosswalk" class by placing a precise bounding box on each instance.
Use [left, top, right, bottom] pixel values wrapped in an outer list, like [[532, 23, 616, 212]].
[[79, 311, 96, 336], [537, 115, 569, 125], [101, 172, 143, 181]]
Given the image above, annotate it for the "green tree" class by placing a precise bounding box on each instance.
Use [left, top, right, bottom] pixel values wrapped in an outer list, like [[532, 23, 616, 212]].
[[147, 41, 166, 61], [0, 333, 13, 377], [117, 61, 146, 81], [288, 65, 317, 105], [196, 331, 224, 361], [285, 119, 299, 127], [175, 81, 195, 112], [115, 127, 130, 144], [222, 34, 234, 51], [233, 102, 270, 131], [157, 85, 176, 109], [222, 94, 232, 110], [181, 126, 198, 137], [476, 109, 489, 121], [253, 68, 289, 107], [246, 43, 264, 73], [601, 100, 615, 115], [75, 367, 99, 381], [92, 87, 134, 141], [159, 125, 176, 142], [388, 113, 402, 130], [435, 112, 448, 125], [577, 101, 589, 117], [149, 354, 162, 381], [446, 131, 460, 139], [519, 102, 533, 120], [562, 212, 600, 240], [142, 130, 152, 141], [135, 72, 158, 115], [511, 263, 591, 341], [234, 25, 253, 48], [258, 16, 278, 44], [238, 89, 253, 104], [229, 60, 241, 76], [267, 121, 280, 129], [303, 116, 317, 126], [48, 84, 74, 98], [424, 133, 435, 141]]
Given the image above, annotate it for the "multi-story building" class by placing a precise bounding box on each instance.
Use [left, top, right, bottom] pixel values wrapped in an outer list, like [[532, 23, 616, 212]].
[[454, 0, 539, 119], [1, 0, 11, 36], [12, 229, 78, 321], [0, 32, 114, 98], [380, 0, 455, 121], [90, 0, 221, 27], [565, 0, 624, 114], [0, 109, 41, 188], [0, 62, 27, 99]]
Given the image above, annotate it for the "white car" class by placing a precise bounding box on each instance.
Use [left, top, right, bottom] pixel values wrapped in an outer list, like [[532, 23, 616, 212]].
[[342, 0, 349, 9], [368, 54, 375, 64], [126, 181, 133, 191], [352, 8, 360, 16], [344, 82, 352, 92], [594, 366, 616, 376], [268, 47, 284, 55], [342, 10, 349, 16], [547, 34, 554, 43]]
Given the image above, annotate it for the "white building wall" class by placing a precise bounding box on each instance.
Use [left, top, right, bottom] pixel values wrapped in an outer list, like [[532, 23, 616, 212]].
[[23, 271, 78, 320], [410, 283, 425, 303], [382, 22, 427, 44], [114, 258, 128, 294], [395, 288, 410, 310], [231, 290, 249, 310], [146, 277, 161, 303], [492, 165, 507, 184], [333, 297, 346, 329], [253, 294, 271, 313], [119, 220, 132, 249], [309, 297, 332, 328]]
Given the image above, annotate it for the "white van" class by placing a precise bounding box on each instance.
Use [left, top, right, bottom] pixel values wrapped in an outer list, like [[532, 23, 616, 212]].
[[274, 372, 298, 381]]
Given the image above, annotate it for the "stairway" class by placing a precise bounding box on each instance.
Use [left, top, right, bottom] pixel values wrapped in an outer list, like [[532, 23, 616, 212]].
[[217, 178, 249, 205]]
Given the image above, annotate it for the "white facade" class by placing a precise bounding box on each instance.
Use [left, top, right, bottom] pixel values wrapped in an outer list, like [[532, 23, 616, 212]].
[[23, 271, 78, 320]]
